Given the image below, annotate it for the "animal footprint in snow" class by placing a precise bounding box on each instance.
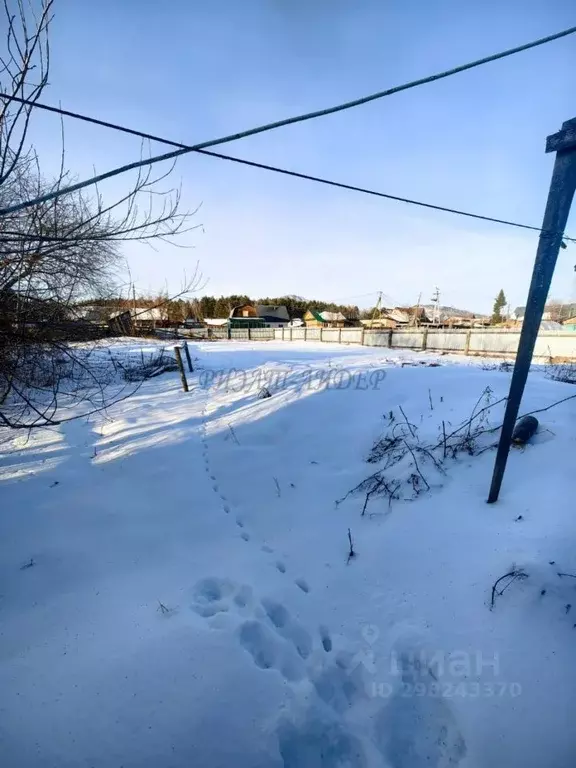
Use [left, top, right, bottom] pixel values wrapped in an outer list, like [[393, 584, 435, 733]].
[[375, 651, 467, 767], [261, 598, 312, 659], [191, 578, 321, 685], [238, 621, 277, 670], [295, 578, 310, 594], [319, 625, 332, 652], [277, 710, 366, 768], [190, 577, 253, 618], [238, 603, 309, 683]]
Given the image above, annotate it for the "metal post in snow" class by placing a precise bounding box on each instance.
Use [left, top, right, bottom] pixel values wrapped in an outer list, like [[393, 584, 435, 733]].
[[183, 341, 194, 373], [487, 117, 576, 503], [174, 346, 189, 392]]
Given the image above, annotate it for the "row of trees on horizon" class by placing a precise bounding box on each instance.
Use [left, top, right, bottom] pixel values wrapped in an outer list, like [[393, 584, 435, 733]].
[[79, 295, 363, 322]]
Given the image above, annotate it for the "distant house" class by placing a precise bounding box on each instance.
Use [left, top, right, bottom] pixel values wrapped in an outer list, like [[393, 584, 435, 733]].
[[539, 321, 563, 330], [563, 316, 576, 331], [71, 304, 111, 323], [513, 306, 552, 322], [108, 307, 162, 332], [304, 310, 325, 328], [387, 308, 411, 325], [304, 310, 350, 328], [361, 317, 395, 329], [183, 318, 204, 329], [204, 318, 229, 327], [256, 304, 289, 328], [229, 304, 264, 329], [320, 311, 347, 328]]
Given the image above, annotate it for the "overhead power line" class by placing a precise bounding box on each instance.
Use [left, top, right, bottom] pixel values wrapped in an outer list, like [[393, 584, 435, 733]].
[[0, 114, 573, 243], [1, 23, 575, 217]]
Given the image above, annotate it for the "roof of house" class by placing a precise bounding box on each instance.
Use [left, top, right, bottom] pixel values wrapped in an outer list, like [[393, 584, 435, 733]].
[[204, 318, 229, 326], [386, 308, 410, 324], [540, 321, 564, 330], [514, 307, 525, 318], [109, 307, 162, 321], [229, 304, 258, 318], [305, 309, 324, 322], [260, 316, 288, 324], [320, 311, 346, 322], [256, 305, 289, 321]]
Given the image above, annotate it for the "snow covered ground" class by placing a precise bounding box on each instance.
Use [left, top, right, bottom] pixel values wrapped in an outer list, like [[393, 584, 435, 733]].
[[2, 340, 576, 768]]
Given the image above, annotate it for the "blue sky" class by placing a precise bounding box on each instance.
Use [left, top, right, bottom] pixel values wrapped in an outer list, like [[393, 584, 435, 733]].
[[30, 0, 576, 312]]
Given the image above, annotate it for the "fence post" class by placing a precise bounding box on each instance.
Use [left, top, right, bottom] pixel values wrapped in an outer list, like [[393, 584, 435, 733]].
[[227, 324, 231, 340], [338, 327, 342, 344], [464, 330, 472, 356], [304, 327, 308, 341], [290, 326, 293, 341], [248, 327, 251, 341], [488, 116, 576, 503], [174, 346, 189, 392], [361, 327, 365, 346], [388, 329, 393, 348], [421, 327, 428, 351], [183, 341, 194, 373]]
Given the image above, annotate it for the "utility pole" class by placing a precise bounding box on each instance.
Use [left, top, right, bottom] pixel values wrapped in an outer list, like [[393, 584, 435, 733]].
[[431, 287, 440, 324], [413, 292, 422, 326], [370, 291, 383, 325], [488, 117, 576, 503]]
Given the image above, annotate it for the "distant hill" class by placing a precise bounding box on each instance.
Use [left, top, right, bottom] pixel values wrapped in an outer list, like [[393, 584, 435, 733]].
[[419, 305, 486, 320]]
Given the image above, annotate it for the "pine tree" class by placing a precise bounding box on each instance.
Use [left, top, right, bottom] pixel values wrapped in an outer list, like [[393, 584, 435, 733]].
[[492, 289, 507, 324]]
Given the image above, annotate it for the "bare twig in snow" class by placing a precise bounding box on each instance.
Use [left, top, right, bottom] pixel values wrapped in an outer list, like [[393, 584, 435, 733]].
[[347, 528, 356, 564], [227, 424, 240, 445], [490, 568, 528, 609], [399, 405, 415, 438]]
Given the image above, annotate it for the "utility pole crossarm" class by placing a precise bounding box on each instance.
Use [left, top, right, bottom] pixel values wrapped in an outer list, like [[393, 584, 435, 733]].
[[546, 118, 576, 153], [487, 117, 576, 503]]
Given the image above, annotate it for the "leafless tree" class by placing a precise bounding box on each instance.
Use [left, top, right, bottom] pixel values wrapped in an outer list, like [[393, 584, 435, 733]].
[[0, 0, 201, 429]]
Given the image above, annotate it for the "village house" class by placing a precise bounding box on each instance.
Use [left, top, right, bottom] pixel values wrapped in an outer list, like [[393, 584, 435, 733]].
[[108, 307, 163, 333], [303, 310, 347, 328], [228, 304, 264, 329], [255, 305, 290, 328]]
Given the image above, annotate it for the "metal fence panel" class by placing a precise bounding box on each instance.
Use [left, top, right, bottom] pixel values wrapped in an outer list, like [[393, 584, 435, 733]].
[[340, 329, 363, 343], [391, 331, 424, 349], [363, 331, 390, 347], [321, 329, 340, 342], [250, 329, 275, 340], [427, 331, 467, 351], [468, 330, 519, 356], [534, 332, 576, 360]]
